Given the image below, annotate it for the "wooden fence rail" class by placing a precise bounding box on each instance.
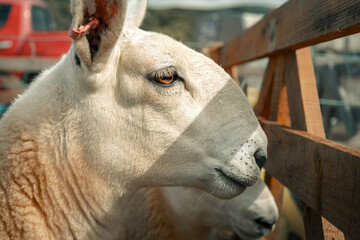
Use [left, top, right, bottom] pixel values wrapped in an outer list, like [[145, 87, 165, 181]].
[[206, 0, 360, 239], [209, 0, 360, 67]]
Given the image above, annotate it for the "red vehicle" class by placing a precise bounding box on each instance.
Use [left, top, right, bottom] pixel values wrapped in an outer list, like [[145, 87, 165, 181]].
[[0, 0, 71, 59], [0, 0, 71, 113]]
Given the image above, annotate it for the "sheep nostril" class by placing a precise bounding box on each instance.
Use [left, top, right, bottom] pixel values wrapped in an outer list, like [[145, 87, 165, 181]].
[[255, 218, 275, 230], [254, 149, 267, 170]]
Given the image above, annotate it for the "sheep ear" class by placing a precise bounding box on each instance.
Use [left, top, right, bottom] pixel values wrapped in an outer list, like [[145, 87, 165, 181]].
[[124, 0, 147, 29], [69, 0, 127, 68]]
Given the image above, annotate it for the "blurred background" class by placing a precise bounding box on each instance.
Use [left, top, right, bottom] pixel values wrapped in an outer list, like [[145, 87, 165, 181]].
[[0, 0, 359, 239]]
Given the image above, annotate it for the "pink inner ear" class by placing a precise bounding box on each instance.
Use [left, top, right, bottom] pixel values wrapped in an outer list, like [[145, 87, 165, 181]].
[[69, 17, 100, 39], [94, 0, 119, 27]]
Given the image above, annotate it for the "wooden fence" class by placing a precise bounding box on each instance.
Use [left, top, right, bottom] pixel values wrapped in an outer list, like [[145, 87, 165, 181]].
[[206, 0, 360, 239]]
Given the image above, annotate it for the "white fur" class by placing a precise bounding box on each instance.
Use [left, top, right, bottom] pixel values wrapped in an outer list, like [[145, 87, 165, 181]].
[[125, 0, 147, 28], [120, 180, 278, 240], [0, 0, 267, 239]]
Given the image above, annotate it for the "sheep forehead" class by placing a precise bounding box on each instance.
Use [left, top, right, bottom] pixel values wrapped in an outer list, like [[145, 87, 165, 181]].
[[119, 29, 224, 80]]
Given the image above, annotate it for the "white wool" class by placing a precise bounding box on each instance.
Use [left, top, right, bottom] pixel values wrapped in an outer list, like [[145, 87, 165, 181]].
[[0, 0, 267, 239], [121, 180, 278, 240]]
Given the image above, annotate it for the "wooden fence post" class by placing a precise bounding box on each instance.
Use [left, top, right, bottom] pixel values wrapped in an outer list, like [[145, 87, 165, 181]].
[[284, 47, 346, 240]]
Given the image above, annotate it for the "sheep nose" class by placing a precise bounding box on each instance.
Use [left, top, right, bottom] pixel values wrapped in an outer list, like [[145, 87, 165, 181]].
[[254, 149, 267, 170], [254, 218, 275, 230]]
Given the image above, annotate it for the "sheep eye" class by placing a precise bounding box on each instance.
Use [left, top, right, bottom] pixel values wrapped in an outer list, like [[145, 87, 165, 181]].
[[150, 67, 181, 86], [156, 72, 175, 85]]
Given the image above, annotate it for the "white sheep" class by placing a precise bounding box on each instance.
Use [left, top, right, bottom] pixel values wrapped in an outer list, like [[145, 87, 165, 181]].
[[120, 180, 278, 240], [0, 0, 268, 239]]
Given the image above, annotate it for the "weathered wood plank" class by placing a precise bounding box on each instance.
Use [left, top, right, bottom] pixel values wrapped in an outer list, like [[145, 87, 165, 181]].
[[286, 48, 325, 136], [276, 85, 290, 126], [284, 48, 343, 239], [261, 119, 360, 238], [217, 0, 360, 68], [284, 48, 325, 135], [269, 55, 285, 122], [254, 57, 276, 118], [302, 205, 327, 240]]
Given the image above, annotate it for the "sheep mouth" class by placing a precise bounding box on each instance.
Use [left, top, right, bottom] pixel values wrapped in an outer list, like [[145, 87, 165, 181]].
[[231, 234, 241, 240], [215, 168, 246, 189], [216, 232, 241, 240], [230, 219, 265, 240], [230, 231, 259, 240]]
